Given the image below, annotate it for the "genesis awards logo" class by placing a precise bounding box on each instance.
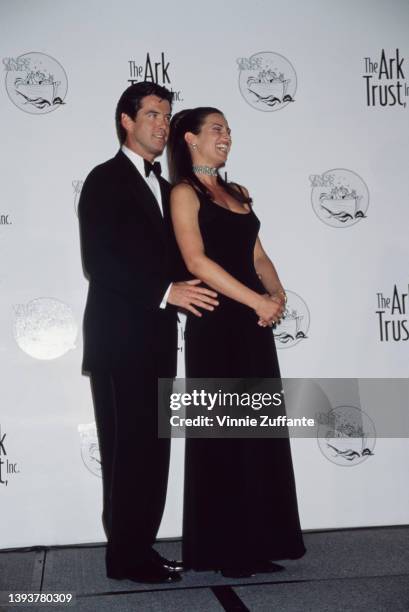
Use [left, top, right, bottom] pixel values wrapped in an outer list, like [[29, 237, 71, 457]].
[[79, 423, 101, 477], [376, 284, 409, 342], [3, 52, 68, 114], [127, 52, 183, 101], [317, 405, 375, 466], [13, 298, 78, 360], [0, 425, 20, 486], [363, 49, 408, 108], [72, 180, 83, 216], [310, 169, 369, 228], [274, 290, 309, 349], [237, 51, 296, 112]]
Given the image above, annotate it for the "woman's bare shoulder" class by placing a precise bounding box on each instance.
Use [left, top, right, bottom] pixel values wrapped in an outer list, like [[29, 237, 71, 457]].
[[170, 181, 200, 209], [229, 182, 250, 198], [229, 182, 253, 213], [171, 181, 196, 196]]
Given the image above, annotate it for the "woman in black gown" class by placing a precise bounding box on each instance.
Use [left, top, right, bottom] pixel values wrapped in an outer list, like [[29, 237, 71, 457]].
[[167, 107, 306, 577]]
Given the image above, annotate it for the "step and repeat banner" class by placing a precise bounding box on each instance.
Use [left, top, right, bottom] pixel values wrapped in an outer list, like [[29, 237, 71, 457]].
[[1, 0, 408, 548]]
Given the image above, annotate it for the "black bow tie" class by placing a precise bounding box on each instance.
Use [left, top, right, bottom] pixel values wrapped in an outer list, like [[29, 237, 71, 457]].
[[144, 159, 162, 178]]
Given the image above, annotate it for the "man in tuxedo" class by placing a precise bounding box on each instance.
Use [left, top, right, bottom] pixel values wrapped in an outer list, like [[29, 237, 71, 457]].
[[78, 82, 218, 583]]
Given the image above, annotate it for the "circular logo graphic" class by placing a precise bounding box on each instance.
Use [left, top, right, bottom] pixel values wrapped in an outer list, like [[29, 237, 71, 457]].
[[79, 423, 102, 478], [13, 298, 77, 360], [4, 52, 68, 114], [317, 405, 376, 466], [310, 169, 369, 228], [238, 51, 297, 112], [274, 290, 309, 349]]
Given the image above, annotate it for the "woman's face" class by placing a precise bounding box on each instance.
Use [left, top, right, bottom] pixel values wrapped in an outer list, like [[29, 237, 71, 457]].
[[188, 113, 232, 167]]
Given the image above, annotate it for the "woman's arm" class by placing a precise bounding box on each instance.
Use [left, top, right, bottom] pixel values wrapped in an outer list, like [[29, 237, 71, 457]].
[[253, 237, 286, 306], [170, 183, 281, 324], [232, 183, 286, 312]]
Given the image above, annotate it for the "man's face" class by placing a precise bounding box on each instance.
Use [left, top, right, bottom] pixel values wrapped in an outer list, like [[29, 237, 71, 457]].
[[122, 95, 171, 161]]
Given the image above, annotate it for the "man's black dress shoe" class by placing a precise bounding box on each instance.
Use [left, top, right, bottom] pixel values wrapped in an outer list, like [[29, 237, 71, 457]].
[[107, 558, 182, 584], [150, 548, 184, 572]]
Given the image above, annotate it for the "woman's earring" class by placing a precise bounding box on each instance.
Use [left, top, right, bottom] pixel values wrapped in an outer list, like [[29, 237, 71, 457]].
[[190, 143, 197, 150]]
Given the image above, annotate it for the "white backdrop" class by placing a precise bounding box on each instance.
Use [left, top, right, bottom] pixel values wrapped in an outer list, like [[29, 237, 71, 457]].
[[1, 0, 408, 549]]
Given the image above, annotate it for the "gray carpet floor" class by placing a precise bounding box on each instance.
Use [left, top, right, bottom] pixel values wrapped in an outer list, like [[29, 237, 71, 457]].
[[0, 526, 408, 611]]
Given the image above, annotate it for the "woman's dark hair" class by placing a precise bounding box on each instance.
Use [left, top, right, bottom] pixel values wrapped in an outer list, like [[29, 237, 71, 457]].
[[167, 107, 252, 205], [115, 81, 173, 144]]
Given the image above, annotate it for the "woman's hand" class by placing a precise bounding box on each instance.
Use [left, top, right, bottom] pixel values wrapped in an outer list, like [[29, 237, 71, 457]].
[[270, 289, 287, 309], [254, 294, 285, 327]]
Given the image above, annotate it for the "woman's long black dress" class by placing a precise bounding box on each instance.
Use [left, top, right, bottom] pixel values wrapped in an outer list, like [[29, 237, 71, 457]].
[[178, 189, 306, 570]]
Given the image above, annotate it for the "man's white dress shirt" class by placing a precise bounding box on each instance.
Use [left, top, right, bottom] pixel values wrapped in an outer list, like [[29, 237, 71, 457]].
[[122, 145, 171, 308]]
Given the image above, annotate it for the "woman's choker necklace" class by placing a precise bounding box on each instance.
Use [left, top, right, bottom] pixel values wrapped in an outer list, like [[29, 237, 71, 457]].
[[192, 165, 218, 176]]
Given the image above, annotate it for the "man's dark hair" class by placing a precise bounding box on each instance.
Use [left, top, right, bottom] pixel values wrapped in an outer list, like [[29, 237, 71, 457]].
[[115, 82, 173, 143]]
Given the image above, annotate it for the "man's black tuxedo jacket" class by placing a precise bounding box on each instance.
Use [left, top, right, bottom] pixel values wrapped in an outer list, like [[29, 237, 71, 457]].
[[78, 150, 177, 375]]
